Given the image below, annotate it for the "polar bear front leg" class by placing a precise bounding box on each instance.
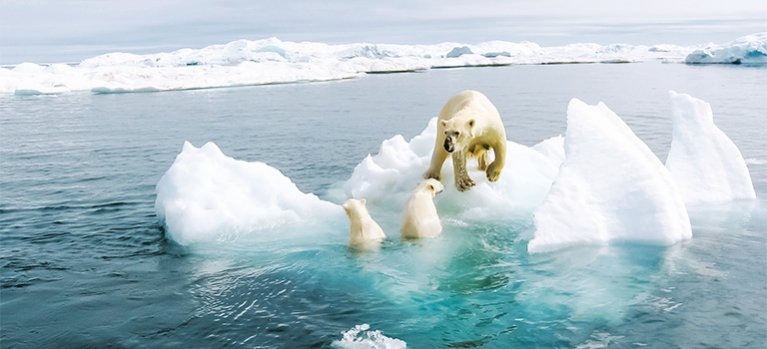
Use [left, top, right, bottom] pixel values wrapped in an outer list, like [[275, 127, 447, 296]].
[[486, 141, 506, 182], [452, 150, 475, 191], [424, 146, 449, 181]]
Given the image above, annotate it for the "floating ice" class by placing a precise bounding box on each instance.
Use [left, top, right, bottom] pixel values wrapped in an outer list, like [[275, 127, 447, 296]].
[[685, 32, 767, 64], [666, 91, 756, 203], [331, 324, 406, 349], [1, 37, 699, 95], [155, 141, 342, 246], [336, 118, 561, 222], [529, 99, 691, 253]]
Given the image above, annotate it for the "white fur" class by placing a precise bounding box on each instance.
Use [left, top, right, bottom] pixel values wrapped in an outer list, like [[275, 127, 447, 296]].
[[401, 179, 445, 239], [424, 90, 507, 191], [343, 198, 386, 250]]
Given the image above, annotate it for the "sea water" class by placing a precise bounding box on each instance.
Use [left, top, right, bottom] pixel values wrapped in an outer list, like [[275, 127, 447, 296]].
[[1, 62, 765, 348]]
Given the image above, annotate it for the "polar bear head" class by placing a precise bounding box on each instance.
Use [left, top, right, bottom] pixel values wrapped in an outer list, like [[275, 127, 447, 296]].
[[342, 198, 367, 219], [440, 117, 475, 153], [418, 178, 445, 197]]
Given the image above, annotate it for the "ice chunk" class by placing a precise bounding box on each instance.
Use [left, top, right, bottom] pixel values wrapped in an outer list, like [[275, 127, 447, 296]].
[[685, 32, 767, 64], [529, 99, 691, 253], [665, 91, 756, 203], [446, 46, 474, 58], [331, 324, 406, 349], [337, 118, 561, 222], [155, 141, 342, 246]]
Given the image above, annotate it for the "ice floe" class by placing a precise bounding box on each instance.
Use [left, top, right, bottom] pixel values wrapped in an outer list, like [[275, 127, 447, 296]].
[[155, 93, 755, 252], [155, 141, 342, 246]]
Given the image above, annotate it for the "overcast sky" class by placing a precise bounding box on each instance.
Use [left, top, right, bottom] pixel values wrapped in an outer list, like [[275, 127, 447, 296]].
[[1, 0, 765, 64]]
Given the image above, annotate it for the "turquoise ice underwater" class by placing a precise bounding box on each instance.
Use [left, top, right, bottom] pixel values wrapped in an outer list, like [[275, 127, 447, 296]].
[[2, 62, 766, 348]]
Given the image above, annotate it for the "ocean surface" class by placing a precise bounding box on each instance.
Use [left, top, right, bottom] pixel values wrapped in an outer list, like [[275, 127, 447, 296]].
[[1, 62, 766, 348]]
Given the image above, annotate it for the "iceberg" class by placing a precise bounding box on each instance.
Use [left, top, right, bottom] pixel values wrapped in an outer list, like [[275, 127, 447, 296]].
[[685, 32, 767, 64], [529, 99, 691, 253], [155, 141, 342, 246], [1, 37, 697, 95], [665, 91, 756, 203]]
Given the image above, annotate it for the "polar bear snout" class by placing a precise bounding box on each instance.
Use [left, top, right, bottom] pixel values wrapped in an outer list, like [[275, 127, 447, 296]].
[[444, 138, 454, 153], [443, 131, 459, 153]]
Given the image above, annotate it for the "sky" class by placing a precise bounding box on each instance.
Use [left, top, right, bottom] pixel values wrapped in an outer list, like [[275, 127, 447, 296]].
[[1, 0, 765, 64]]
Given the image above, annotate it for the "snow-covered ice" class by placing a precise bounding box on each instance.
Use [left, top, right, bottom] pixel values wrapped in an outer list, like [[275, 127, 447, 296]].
[[1, 37, 700, 95], [155, 141, 342, 246], [666, 91, 756, 203], [529, 99, 692, 253]]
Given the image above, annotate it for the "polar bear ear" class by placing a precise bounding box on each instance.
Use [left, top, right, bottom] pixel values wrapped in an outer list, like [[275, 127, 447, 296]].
[[468, 119, 475, 128], [440, 120, 448, 128], [360, 198, 367, 205], [427, 184, 434, 191]]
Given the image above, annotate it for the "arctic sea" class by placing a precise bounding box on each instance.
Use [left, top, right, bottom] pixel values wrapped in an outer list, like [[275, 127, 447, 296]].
[[1, 62, 766, 348]]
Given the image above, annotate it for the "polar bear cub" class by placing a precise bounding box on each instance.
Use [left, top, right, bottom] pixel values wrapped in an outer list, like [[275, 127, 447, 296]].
[[342, 198, 386, 250], [424, 90, 507, 192], [401, 179, 445, 239]]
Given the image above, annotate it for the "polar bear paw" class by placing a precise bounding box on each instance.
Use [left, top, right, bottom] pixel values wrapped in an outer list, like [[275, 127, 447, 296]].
[[456, 174, 476, 192], [486, 162, 502, 182]]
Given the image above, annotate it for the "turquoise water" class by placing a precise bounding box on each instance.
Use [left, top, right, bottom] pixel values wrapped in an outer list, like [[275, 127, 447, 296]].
[[1, 62, 766, 348]]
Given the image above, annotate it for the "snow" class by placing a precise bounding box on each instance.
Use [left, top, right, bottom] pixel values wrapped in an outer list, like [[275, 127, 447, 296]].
[[529, 99, 692, 253], [154, 141, 342, 246], [0, 37, 698, 95], [665, 91, 756, 203], [331, 324, 406, 349], [685, 32, 767, 64]]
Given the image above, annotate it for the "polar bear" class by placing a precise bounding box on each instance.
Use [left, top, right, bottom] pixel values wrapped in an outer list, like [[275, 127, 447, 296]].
[[401, 179, 445, 239], [342, 198, 386, 250], [424, 90, 507, 192]]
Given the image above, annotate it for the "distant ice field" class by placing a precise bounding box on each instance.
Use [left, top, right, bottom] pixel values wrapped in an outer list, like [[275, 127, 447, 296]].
[[1, 33, 764, 95], [1, 62, 765, 348]]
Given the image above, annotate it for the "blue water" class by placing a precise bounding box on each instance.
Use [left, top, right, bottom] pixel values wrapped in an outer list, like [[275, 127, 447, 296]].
[[1, 62, 766, 348]]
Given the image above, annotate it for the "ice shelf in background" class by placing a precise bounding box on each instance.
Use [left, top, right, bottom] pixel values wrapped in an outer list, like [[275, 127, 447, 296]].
[[1, 37, 699, 95]]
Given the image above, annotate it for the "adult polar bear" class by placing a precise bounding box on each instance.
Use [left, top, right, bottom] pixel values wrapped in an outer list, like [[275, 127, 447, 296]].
[[424, 90, 507, 191]]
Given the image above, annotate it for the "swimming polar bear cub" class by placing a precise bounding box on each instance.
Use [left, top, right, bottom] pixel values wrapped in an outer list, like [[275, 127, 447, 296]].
[[424, 90, 507, 192], [343, 198, 386, 250], [401, 179, 445, 239]]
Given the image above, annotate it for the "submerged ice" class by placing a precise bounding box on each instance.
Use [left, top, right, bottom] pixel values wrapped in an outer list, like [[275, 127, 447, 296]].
[[155, 93, 755, 252]]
